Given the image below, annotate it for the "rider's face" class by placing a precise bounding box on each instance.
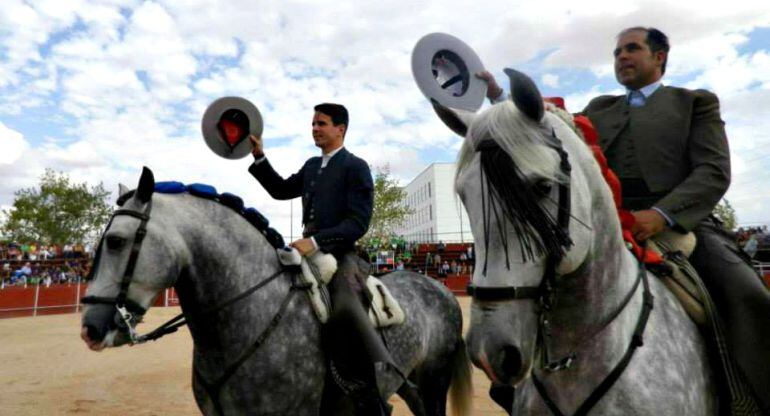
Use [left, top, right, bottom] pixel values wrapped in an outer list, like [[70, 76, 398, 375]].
[[312, 112, 345, 153], [613, 30, 665, 90]]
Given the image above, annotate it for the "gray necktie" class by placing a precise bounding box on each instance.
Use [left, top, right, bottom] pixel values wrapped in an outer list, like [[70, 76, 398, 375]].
[[629, 90, 646, 107]]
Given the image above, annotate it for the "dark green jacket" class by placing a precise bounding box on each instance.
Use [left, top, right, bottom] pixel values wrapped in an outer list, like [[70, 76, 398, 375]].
[[581, 86, 730, 231]]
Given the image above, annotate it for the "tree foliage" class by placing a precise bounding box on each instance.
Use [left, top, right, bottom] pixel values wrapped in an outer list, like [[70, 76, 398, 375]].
[[363, 166, 412, 249], [1, 169, 111, 245], [712, 198, 737, 231]]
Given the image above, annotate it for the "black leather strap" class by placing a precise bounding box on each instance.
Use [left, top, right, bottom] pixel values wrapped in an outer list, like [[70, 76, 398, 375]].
[[466, 284, 541, 301]]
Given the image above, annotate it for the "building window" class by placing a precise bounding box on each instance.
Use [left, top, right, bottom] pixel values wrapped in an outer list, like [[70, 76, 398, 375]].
[[429, 204, 432, 220], [428, 182, 431, 198]]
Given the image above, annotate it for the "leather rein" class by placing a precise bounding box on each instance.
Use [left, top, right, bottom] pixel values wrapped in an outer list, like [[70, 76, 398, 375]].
[[465, 132, 655, 415]]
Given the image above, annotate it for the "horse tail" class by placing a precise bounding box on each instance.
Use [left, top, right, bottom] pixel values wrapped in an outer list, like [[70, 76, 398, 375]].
[[448, 339, 474, 416]]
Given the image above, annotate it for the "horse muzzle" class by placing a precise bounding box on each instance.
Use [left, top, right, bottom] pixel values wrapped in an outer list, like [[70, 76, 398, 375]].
[[81, 304, 133, 350], [467, 325, 531, 386]]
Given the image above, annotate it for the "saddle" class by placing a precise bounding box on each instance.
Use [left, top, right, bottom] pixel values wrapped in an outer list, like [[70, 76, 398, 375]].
[[647, 230, 707, 326], [277, 248, 405, 327]]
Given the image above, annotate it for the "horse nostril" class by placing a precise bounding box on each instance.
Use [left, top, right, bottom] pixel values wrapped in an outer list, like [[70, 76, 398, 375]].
[[86, 324, 104, 343], [502, 345, 523, 378]]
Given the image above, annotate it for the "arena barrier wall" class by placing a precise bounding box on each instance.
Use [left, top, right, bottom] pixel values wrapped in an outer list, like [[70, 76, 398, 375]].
[[0, 283, 179, 319]]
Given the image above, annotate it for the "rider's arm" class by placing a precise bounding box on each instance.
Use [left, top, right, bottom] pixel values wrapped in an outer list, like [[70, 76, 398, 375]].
[[654, 90, 730, 231]]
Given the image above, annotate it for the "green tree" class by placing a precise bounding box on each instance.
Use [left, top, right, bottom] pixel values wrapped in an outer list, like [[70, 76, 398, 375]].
[[363, 166, 412, 249], [713, 198, 737, 231], [1, 169, 111, 245]]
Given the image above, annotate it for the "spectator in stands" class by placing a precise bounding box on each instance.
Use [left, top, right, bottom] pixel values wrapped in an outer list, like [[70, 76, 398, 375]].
[[433, 253, 441, 269], [437, 241, 445, 254], [426, 251, 433, 267], [450, 259, 459, 275], [744, 234, 759, 259], [467, 244, 474, 261], [441, 261, 450, 277], [73, 242, 85, 258], [63, 243, 73, 258]]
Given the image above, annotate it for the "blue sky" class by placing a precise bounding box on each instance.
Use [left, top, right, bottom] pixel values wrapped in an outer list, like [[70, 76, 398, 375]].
[[1, 0, 769, 239]]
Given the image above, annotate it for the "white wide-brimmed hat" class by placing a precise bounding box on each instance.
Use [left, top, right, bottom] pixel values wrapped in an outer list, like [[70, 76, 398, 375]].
[[201, 96, 263, 160], [412, 32, 487, 112]]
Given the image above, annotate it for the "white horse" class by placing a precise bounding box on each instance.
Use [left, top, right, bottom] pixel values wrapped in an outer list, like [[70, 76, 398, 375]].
[[430, 69, 716, 415]]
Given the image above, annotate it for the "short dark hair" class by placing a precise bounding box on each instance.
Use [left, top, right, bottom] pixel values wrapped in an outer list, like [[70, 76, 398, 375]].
[[619, 27, 670, 75], [314, 103, 349, 131]]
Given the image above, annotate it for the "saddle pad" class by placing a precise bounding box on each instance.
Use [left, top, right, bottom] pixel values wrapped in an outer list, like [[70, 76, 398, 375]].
[[282, 249, 405, 327], [366, 277, 405, 327], [648, 234, 706, 326]]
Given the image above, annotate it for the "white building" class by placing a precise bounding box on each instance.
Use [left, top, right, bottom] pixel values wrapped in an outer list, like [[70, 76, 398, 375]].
[[394, 163, 473, 243]]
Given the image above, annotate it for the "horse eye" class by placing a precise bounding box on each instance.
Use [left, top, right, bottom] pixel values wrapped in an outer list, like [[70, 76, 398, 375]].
[[534, 180, 553, 196], [106, 236, 126, 250]]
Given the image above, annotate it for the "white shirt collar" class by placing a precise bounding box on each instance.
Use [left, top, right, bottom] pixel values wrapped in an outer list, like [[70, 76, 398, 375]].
[[321, 146, 344, 168], [626, 80, 662, 100]]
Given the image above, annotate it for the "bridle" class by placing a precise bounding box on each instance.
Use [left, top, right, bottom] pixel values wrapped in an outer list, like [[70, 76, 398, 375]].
[[81, 200, 154, 341], [465, 131, 655, 415], [81, 195, 310, 415]]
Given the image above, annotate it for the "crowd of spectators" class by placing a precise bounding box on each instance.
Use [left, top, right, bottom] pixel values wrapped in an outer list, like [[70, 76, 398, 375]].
[[0, 241, 92, 288], [736, 226, 770, 259]]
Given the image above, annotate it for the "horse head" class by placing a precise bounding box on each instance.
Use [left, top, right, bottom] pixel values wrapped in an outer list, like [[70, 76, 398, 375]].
[[81, 167, 187, 351], [433, 69, 613, 386]]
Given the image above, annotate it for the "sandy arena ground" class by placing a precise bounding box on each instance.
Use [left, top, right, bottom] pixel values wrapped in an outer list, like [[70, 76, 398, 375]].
[[0, 297, 506, 415]]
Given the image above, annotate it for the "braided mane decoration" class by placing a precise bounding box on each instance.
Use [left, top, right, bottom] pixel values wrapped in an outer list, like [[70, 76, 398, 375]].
[[117, 181, 286, 249]]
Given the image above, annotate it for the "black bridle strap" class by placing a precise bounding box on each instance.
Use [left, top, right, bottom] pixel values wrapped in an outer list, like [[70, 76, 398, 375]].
[[466, 284, 540, 301], [81, 204, 153, 315], [115, 203, 152, 308], [531, 262, 654, 416], [80, 296, 147, 315], [194, 274, 310, 416], [136, 267, 292, 343]]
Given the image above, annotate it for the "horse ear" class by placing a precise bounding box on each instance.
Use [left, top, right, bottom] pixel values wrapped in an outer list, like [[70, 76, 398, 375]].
[[504, 68, 544, 122], [136, 166, 155, 203], [431, 98, 476, 137], [118, 183, 130, 198]]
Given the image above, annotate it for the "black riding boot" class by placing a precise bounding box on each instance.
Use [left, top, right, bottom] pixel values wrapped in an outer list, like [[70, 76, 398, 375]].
[[328, 254, 400, 415], [691, 223, 770, 413]]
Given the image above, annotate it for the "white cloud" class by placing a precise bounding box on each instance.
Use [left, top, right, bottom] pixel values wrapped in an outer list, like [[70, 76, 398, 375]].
[[542, 74, 560, 88], [0, 122, 28, 165], [1, 0, 770, 233]]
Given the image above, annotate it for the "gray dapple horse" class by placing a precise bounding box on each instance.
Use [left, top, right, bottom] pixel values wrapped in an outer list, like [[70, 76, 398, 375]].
[[430, 69, 716, 415], [80, 167, 472, 416]]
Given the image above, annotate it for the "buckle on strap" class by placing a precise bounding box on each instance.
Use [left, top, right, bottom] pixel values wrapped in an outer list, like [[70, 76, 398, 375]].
[[115, 304, 141, 344]]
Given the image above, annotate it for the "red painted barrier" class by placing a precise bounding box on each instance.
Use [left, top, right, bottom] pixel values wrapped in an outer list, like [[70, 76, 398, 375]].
[[0, 284, 178, 319]]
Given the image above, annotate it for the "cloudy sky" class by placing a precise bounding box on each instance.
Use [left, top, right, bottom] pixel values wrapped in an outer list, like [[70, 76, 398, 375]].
[[1, 0, 769, 240]]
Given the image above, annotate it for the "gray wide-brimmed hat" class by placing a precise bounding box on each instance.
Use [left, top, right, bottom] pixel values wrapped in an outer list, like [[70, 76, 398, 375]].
[[412, 32, 487, 112], [201, 96, 263, 160]]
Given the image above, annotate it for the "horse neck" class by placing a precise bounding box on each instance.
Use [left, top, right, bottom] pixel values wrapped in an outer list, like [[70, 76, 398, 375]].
[[548, 171, 642, 357], [166, 196, 287, 345]]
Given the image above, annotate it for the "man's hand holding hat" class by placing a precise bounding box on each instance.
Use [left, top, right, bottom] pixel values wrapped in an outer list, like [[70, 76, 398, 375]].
[[476, 70, 504, 101], [249, 134, 264, 158]]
